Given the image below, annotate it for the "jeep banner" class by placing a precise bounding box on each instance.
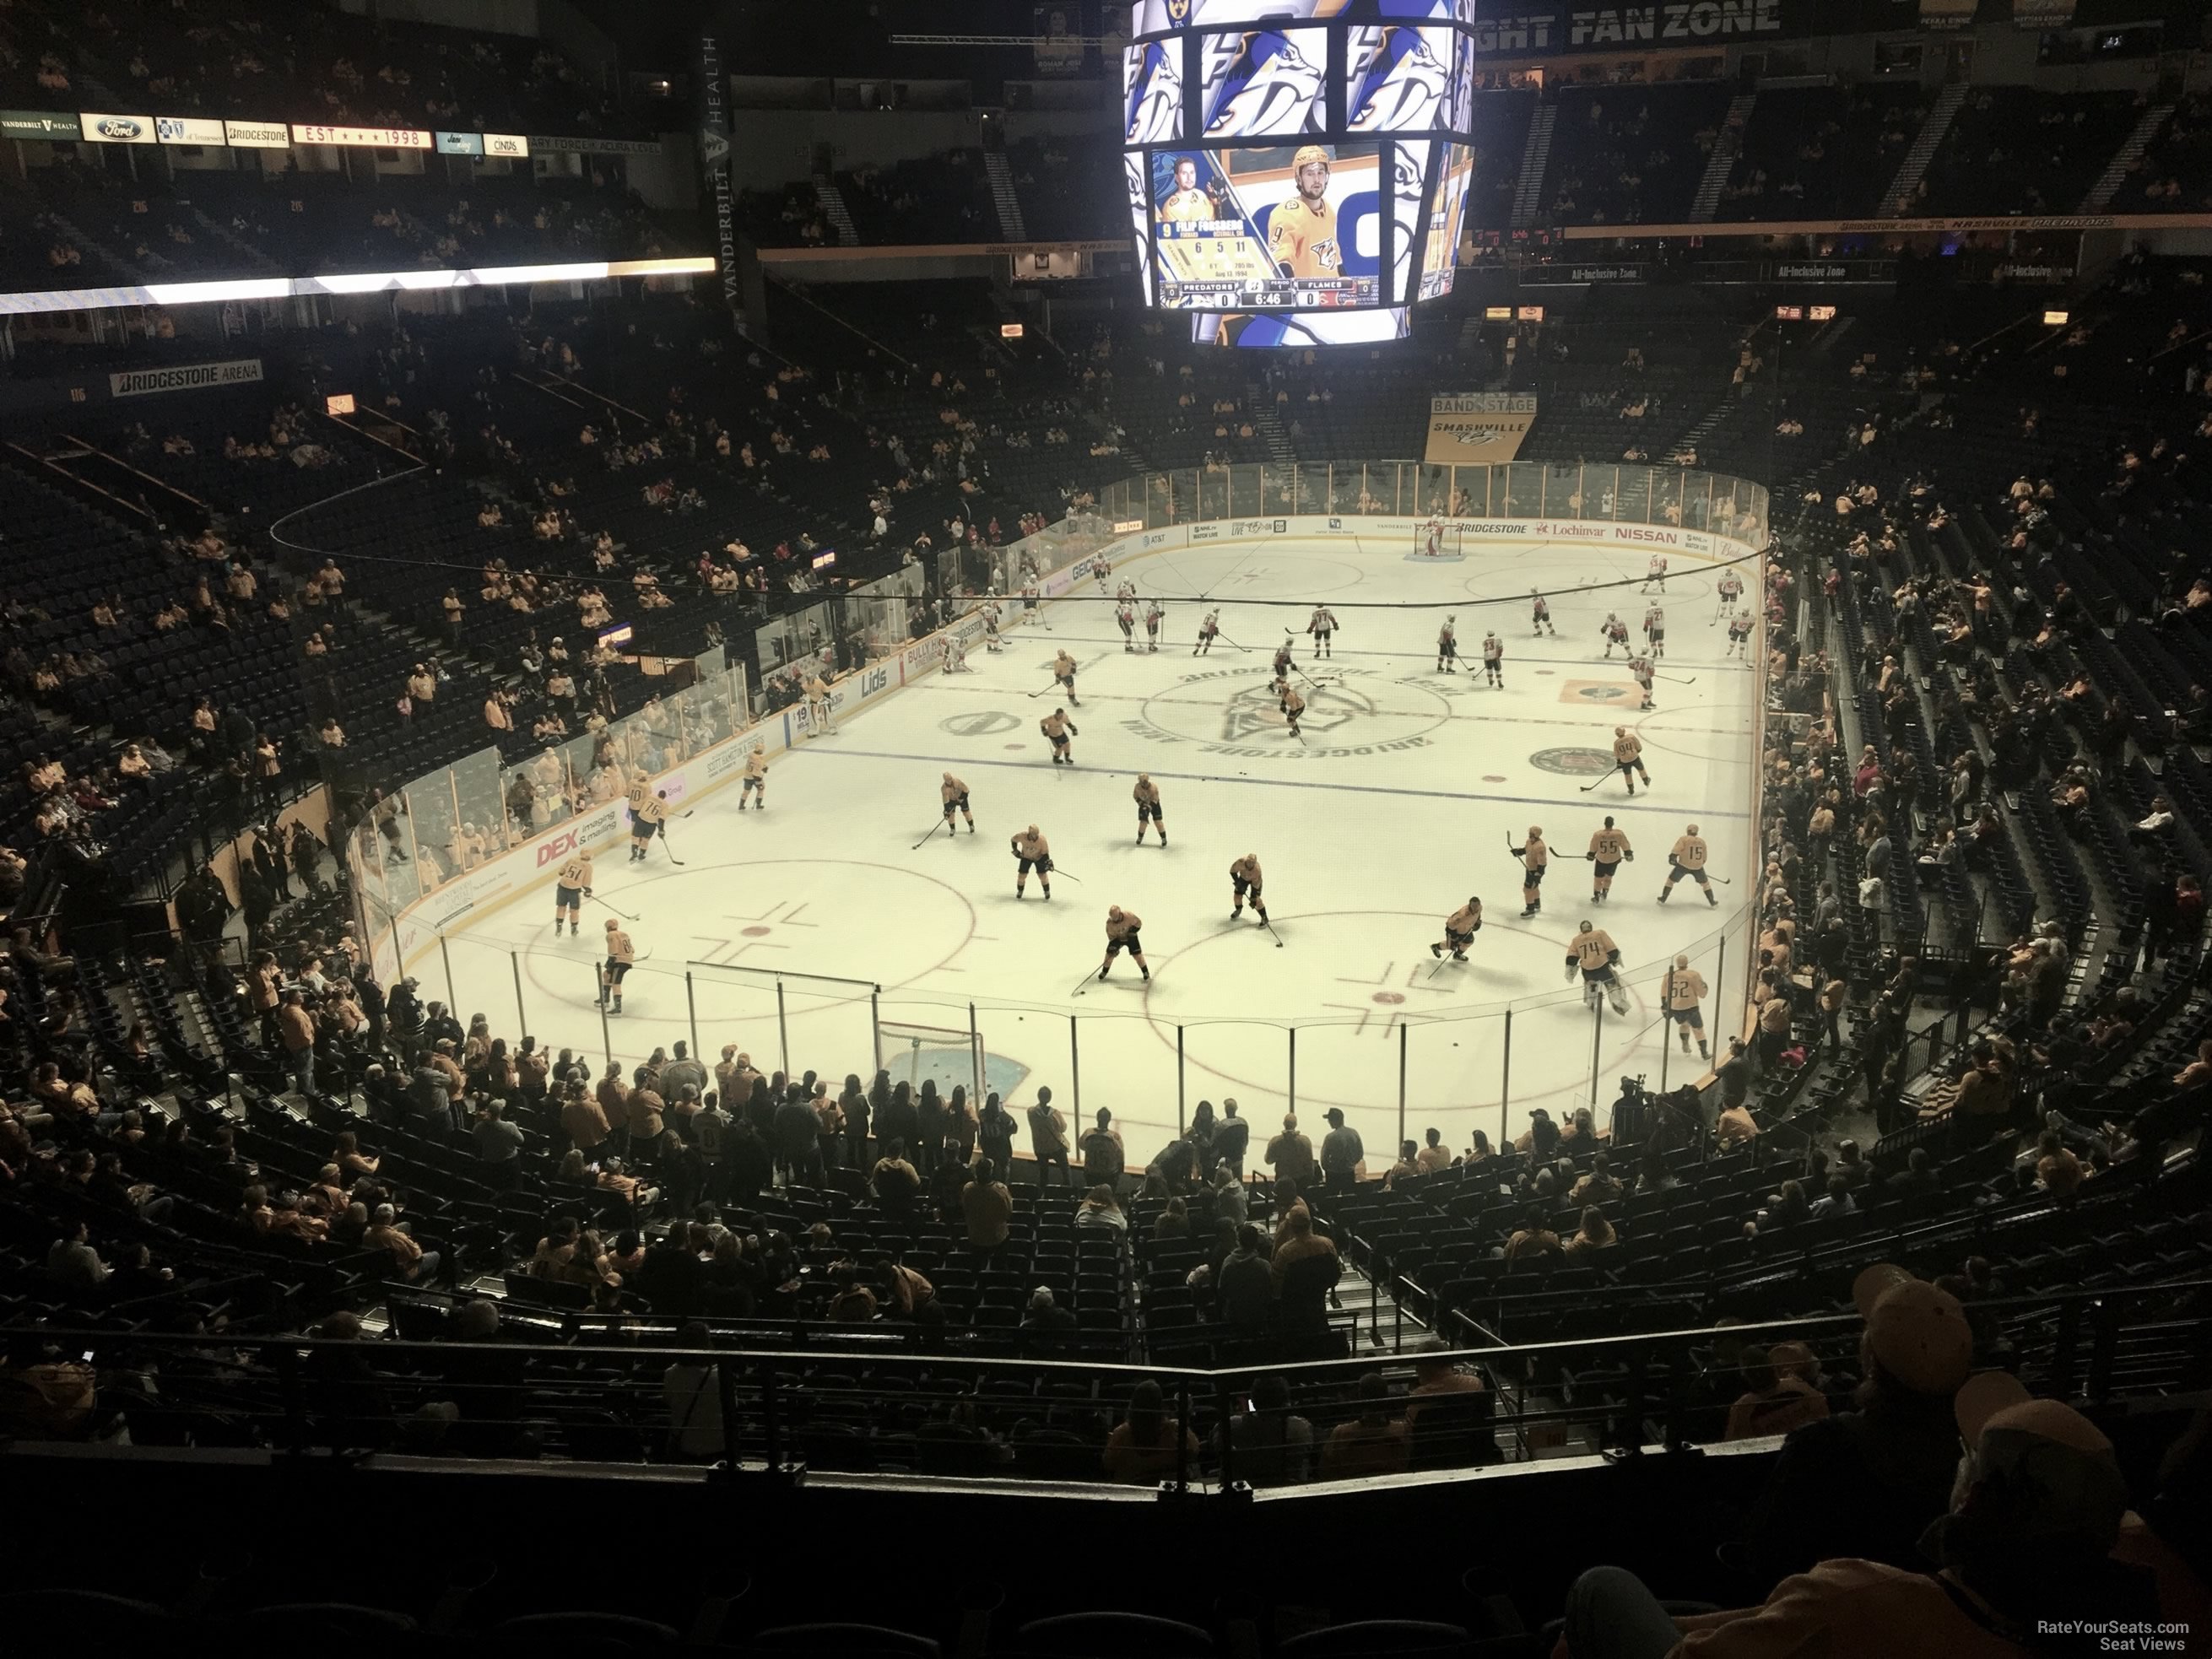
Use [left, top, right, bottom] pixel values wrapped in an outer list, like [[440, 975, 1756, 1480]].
[[1425, 392, 1538, 465]]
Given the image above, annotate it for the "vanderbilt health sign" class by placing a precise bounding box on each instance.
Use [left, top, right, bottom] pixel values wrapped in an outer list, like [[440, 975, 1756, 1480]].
[[109, 358, 264, 398], [1425, 392, 1538, 464]]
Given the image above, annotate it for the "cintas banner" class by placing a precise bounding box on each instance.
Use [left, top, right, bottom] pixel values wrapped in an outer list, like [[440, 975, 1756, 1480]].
[[695, 32, 740, 316]]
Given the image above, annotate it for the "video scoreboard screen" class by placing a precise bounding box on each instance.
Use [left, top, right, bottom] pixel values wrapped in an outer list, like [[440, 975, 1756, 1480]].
[[1123, 0, 1479, 348]]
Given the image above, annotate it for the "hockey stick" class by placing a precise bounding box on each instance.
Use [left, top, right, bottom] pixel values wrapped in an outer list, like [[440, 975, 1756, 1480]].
[[1425, 952, 1452, 981], [1260, 916, 1285, 949], [1214, 630, 1251, 653], [911, 819, 952, 850], [658, 829, 686, 867], [1048, 866, 1082, 884], [588, 892, 636, 921], [1657, 673, 1698, 686]]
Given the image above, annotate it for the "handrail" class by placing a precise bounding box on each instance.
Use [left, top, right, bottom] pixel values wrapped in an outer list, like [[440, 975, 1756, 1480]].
[[34, 1274, 2212, 1380]]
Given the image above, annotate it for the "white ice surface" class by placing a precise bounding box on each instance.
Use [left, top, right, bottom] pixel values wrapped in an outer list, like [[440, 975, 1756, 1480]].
[[441, 537, 1758, 1168]]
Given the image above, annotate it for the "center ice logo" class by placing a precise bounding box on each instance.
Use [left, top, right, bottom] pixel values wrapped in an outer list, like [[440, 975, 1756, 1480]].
[[1220, 678, 1366, 742]]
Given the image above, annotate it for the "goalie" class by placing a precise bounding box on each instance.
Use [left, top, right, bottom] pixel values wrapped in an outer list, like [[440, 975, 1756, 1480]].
[[1565, 918, 1631, 1015]]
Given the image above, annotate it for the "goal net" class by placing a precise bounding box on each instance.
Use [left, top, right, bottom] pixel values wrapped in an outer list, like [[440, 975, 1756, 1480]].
[[879, 1019, 985, 1104], [1414, 521, 1463, 559]]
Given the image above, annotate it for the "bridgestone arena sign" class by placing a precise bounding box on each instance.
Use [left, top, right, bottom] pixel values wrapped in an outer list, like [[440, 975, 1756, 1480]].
[[109, 358, 265, 398]]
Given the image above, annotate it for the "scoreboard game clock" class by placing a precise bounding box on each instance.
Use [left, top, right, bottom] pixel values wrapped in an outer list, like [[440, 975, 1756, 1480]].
[[1122, 0, 1480, 348]]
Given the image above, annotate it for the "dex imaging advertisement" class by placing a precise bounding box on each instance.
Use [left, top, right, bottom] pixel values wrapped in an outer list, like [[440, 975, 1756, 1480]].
[[1149, 143, 1381, 312]]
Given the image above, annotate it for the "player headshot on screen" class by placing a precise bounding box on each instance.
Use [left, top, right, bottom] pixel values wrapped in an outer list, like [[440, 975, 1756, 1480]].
[[1268, 145, 1341, 279], [1158, 157, 1210, 223]]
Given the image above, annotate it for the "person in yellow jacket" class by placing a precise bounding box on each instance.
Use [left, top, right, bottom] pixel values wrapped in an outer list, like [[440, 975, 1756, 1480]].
[[1267, 145, 1341, 280], [738, 748, 768, 810], [1586, 816, 1633, 903], [1661, 822, 1719, 905], [1664, 953, 1709, 1060], [598, 920, 636, 1014]]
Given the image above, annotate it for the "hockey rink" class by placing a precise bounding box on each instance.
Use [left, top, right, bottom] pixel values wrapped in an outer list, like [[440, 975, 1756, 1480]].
[[439, 535, 1760, 1165]]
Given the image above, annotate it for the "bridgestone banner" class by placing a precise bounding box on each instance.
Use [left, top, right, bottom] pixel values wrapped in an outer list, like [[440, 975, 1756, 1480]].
[[1425, 392, 1537, 464], [109, 358, 264, 397]]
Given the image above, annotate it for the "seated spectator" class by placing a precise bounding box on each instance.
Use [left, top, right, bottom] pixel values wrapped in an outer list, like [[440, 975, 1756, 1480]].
[[1723, 1342, 1831, 1440], [1570, 1376, 2160, 1659], [1321, 1370, 1409, 1480], [1216, 1372, 1312, 1487], [1077, 1183, 1128, 1230], [1101, 1378, 1200, 1483]]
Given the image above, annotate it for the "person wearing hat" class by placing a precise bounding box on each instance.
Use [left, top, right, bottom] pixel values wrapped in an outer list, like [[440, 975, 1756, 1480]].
[[1722, 1343, 1829, 1442], [1319, 1107, 1364, 1194], [1268, 145, 1340, 281], [1566, 1366, 2188, 1657], [1728, 1264, 1976, 1583], [1266, 1112, 1314, 1189]]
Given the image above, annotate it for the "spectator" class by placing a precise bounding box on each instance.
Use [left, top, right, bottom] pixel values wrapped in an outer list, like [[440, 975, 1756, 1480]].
[[1736, 1264, 1975, 1579], [1216, 1224, 1274, 1331], [1568, 1377, 2152, 1659], [1217, 1372, 1313, 1487], [1101, 1378, 1200, 1483], [1318, 1107, 1363, 1192], [1723, 1343, 1831, 1440], [1266, 1112, 1315, 1186], [1322, 1370, 1409, 1480], [1020, 1285, 1075, 1343], [961, 1157, 1013, 1250]]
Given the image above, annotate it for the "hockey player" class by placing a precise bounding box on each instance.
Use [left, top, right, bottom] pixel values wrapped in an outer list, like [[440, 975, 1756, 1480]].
[[1511, 825, 1549, 918], [1307, 605, 1339, 659], [1601, 612, 1631, 657], [1531, 590, 1555, 637], [1117, 602, 1138, 652], [1641, 554, 1668, 594], [1144, 600, 1164, 652], [1279, 681, 1306, 738], [1664, 954, 1710, 1061], [1040, 708, 1079, 765], [1586, 815, 1632, 903], [628, 787, 668, 862], [1274, 636, 1295, 679], [1430, 897, 1482, 961], [1422, 518, 1446, 558], [1100, 905, 1149, 981], [1481, 630, 1504, 689], [598, 917, 635, 1014], [1643, 602, 1666, 659], [1093, 556, 1112, 595], [1565, 918, 1631, 1014], [944, 631, 972, 673], [1195, 608, 1220, 656], [1627, 651, 1656, 711], [1611, 727, 1649, 796], [806, 672, 835, 735], [982, 600, 1003, 651], [1715, 568, 1744, 621], [1133, 774, 1165, 846], [1020, 576, 1041, 622], [1116, 576, 1137, 606], [1052, 650, 1080, 705], [1726, 611, 1754, 657], [553, 846, 594, 935], [940, 771, 975, 834], [1436, 615, 1459, 673], [1011, 824, 1053, 900], [1660, 822, 1718, 905], [1229, 853, 1267, 924], [738, 748, 768, 809]]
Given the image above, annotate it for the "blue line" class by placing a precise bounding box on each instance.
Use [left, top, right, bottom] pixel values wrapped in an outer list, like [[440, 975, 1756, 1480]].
[[798, 744, 1754, 821]]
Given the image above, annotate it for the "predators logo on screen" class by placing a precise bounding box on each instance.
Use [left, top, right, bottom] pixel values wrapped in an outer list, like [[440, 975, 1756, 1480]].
[[1347, 25, 1452, 132]]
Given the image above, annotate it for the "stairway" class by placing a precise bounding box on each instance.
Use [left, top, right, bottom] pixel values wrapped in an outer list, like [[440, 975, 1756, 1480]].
[[1879, 82, 1967, 215], [811, 175, 859, 246], [2080, 100, 2174, 211], [1332, 1258, 1418, 1351], [982, 149, 1028, 240], [1508, 101, 1557, 230], [186, 204, 287, 277], [1247, 379, 1295, 466], [1689, 90, 1756, 222]]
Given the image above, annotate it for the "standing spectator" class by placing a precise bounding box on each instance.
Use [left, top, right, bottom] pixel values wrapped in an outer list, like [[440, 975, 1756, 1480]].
[[961, 1158, 1014, 1251], [277, 989, 317, 1100], [1028, 1086, 1070, 1188], [471, 1098, 525, 1189], [1319, 1108, 1364, 1192], [1080, 1108, 1124, 1189]]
